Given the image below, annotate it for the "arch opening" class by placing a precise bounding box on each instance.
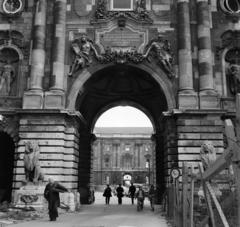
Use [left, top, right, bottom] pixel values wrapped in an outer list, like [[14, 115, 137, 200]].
[[0, 131, 15, 202], [75, 64, 169, 204]]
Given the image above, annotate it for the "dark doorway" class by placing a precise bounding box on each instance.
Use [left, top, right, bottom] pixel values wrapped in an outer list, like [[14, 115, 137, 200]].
[[0, 132, 15, 202]]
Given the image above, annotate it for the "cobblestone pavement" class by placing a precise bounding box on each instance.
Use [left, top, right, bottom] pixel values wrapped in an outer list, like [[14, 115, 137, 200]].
[[3, 192, 169, 227]]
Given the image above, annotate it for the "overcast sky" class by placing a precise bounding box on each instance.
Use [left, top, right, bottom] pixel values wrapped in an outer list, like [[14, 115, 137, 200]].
[[95, 106, 153, 127]]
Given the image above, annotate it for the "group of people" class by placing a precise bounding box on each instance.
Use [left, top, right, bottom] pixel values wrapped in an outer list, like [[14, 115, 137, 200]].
[[103, 183, 156, 211]]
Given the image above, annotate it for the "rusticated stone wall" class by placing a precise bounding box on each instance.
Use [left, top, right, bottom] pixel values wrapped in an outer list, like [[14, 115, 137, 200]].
[[13, 111, 80, 192]]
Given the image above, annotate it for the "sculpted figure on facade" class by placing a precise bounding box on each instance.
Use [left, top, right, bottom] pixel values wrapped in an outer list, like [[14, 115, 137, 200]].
[[0, 59, 15, 95], [23, 140, 44, 183], [95, 0, 108, 19], [143, 35, 175, 77], [228, 60, 240, 94], [199, 140, 217, 170], [69, 36, 101, 76]]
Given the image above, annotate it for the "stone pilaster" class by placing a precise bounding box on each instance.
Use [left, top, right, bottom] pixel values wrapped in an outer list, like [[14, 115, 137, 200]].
[[177, 0, 198, 109], [196, 0, 220, 108], [23, 0, 47, 109], [44, 0, 67, 109]]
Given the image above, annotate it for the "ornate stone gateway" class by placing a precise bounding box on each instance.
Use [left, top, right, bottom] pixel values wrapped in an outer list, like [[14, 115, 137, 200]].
[[0, 0, 237, 206]]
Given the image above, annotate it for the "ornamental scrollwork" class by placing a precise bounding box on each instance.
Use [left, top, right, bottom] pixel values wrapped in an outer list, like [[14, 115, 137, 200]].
[[69, 35, 175, 78], [20, 194, 38, 204], [216, 30, 240, 60], [0, 30, 28, 63], [0, 0, 27, 23], [0, 115, 13, 129], [217, 0, 240, 23]]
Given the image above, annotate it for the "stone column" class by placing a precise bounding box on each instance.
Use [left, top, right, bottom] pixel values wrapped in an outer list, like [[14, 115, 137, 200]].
[[29, 0, 47, 90], [177, 0, 198, 109], [196, 0, 219, 108], [112, 143, 116, 168], [23, 0, 47, 109], [44, 0, 67, 109]]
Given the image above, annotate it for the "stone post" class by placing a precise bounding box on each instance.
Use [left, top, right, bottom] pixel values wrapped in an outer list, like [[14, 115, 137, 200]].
[[44, 0, 67, 109], [23, 0, 47, 109], [177, 0, 198, 109], [196, 0, 219, 108]]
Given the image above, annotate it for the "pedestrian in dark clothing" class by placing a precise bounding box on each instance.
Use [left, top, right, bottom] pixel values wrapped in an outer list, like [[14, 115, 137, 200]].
[[116, 183, 124, 204], [148, 185, 156, 211], [44, 176, 71, 221], [103, 184, 112, 204], [128, 183, 136, 204]]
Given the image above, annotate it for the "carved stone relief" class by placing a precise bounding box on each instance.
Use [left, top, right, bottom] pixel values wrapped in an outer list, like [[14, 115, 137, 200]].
[[69, 35, 175, 78], [217, 0, 240, 23], [0, 0, 27, 23]]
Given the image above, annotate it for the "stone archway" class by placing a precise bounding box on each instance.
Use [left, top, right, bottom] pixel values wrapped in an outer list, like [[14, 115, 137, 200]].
[[66, 62, 176, 112], [68, 63, 176, 204], [0, 131, 15, 202]]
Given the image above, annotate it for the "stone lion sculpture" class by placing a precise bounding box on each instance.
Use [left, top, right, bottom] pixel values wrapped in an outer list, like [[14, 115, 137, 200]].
[[23, 140, 44, 182], [199, 140, 217, 170]]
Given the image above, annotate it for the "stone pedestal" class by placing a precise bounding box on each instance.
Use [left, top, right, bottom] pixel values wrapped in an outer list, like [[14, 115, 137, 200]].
[[23, 90, 44, 109], [199, 91, 220, 109], [14, 182, 46, 210], [178, 91, 199, 109], [44, 91, 65, 109]]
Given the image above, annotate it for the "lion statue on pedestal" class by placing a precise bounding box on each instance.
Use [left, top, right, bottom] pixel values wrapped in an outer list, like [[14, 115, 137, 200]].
[[23, 140, 44, 183], [199, 140, 217, 170]]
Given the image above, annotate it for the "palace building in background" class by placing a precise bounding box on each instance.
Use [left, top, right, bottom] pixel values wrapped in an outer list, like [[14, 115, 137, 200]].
[[0, 0, 239, 204], [93, 127, 154, 186]]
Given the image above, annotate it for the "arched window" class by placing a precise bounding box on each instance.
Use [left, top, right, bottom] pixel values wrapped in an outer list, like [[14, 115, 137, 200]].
[[123, 153, 132, 170]]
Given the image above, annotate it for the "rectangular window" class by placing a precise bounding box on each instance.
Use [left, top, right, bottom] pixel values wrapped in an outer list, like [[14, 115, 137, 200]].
[[111, 0, 133, 11]]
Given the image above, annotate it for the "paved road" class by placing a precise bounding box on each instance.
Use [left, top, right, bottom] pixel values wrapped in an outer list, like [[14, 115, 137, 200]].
[[10, 192, 169, 227]]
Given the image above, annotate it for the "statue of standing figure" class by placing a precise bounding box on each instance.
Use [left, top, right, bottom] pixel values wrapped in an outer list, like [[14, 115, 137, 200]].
[[0, 59, 15, 95], [143, 35, 175, 78], [68, 36, 101, 77], [228, 60, 240, 94]]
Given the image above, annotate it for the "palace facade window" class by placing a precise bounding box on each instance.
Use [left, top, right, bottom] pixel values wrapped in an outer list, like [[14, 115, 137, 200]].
[[110, 0, 133, 11], [123, 153, 132, 169], [105, 157, 110, 168]]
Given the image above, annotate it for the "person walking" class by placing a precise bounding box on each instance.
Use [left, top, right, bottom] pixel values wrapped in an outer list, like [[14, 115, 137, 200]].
[[116, 183, 124, 204], [148, 185, 156, 211], [128, 183, 136, 204], [44, 176, 71, 221], [135, 186, 145, 211], [103, 184, 112, 204]]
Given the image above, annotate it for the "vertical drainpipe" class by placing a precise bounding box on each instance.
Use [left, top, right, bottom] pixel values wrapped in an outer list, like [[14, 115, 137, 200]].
[[50, 0, 67, 91], [177, 0, 193, 93], [29, 0, 47, 91], [196, 0, 214, 92]]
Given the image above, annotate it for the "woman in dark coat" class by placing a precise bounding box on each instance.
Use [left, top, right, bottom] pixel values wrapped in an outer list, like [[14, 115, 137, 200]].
[[103, 184, 112, 204], [44, 176, 70, 221]]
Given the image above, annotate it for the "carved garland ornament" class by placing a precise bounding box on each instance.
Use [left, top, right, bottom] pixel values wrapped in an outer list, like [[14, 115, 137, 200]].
[[69, 35, 175, 78]]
